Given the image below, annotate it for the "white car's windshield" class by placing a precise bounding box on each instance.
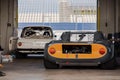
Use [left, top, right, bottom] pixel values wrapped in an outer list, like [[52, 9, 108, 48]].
[[21, 27, 53, 39]]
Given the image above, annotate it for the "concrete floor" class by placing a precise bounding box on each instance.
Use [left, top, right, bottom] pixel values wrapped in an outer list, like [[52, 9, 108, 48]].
[[0, 57, 120, 80]]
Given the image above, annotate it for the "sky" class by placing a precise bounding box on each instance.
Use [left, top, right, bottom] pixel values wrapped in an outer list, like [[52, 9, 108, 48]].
[[18, 0, 97, 13]]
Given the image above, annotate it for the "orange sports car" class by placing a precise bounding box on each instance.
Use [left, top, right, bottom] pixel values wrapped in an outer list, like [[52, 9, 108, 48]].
[[44, 31, 117, 69]]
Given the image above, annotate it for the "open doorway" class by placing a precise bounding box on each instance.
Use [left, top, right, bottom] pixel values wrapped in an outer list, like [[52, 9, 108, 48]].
[[18, 0, 97, 38]]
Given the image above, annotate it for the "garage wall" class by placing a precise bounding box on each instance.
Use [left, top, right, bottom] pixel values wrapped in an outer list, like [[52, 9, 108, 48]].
[[118, 0, 120, 32], [0, 1, 1, 46], [0, 0, 8, 51], [99, 0, 116, 36], [0, 0, 17, 53], [116, 0, 119, 32]]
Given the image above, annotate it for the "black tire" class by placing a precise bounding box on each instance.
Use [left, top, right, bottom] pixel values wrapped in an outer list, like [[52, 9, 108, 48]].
[[44, 59, 59, 69], [100, 58, 117, 70]]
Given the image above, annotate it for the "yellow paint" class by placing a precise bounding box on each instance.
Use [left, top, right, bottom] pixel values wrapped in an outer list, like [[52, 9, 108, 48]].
[[48, 43, 107, 59]]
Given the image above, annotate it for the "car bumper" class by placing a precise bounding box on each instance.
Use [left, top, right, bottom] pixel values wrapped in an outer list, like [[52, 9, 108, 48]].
[[17, 49, 44, 53], [45, 51, 113, 66]]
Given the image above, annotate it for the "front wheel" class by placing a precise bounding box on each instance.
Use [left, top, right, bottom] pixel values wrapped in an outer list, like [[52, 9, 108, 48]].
[[44, 59, 59, 69]]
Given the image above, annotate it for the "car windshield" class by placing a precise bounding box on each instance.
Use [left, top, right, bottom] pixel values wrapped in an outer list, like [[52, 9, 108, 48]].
[[21, 27, 53, 39], [70, 33, 94, 42]]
